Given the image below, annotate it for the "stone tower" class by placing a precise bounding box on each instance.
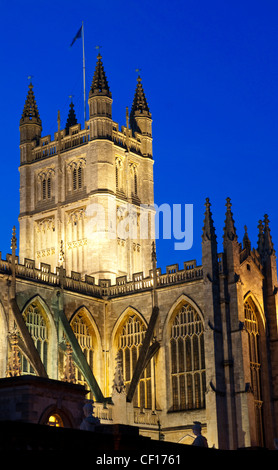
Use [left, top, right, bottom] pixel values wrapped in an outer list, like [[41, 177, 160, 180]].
[[18, 55, 155, 283]]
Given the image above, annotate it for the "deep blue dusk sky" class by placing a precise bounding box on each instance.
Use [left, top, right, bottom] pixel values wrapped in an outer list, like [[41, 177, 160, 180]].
[[0, 0, 277, 274]]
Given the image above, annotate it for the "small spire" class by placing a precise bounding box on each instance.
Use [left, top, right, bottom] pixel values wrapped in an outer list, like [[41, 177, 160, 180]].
[[257, 219, 264, 255], [263, 214, 274, 256], [202, 198, 216, 242], [65, 101, 78, 134], [130, 74, 151, 117], [89, 53, 111, 98], [20, 81, 42, 126], [223, 197, 237, 241], [243, 225, 251, 253]]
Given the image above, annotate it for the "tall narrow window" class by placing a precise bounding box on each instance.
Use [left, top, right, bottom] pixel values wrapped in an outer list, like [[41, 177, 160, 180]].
[[73, 167, 77, 191], [20, 302, 49, 374], [47, 177, 51, 199], [70, 312, 95, 398], [244, 299, 264, 447], [134, 171, 138, 196], [42, 179, 46, 200], [78, 166, 82, 189], [42, 177, 52, 200], [170, 302, 205, 411], [117, 314, 152, 409], [115, 165, 119, 190]]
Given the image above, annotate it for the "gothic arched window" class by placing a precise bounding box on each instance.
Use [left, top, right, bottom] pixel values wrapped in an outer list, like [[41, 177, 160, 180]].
[[170, 302, 205, 411], [244, 299, 263, 446], [117, 314, 152, 409], [70, 311, 95, 398], [21, 301, 49, 374]]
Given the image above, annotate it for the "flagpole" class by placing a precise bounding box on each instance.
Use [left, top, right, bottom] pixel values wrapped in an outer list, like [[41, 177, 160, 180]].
[[82, 21, 86, 126]]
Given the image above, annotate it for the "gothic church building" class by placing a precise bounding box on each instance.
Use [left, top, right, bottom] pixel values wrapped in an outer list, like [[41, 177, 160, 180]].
[[0, 53, 278, 450]]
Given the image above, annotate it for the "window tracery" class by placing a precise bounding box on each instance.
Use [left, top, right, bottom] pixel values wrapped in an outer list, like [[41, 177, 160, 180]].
[[244, 298, 263, 446], [170, 302, 205, 411], [20, 302, 49, 374], [70, 311, 95, 398], [66, 157, 86, 192], [117, 314, 152, 409]]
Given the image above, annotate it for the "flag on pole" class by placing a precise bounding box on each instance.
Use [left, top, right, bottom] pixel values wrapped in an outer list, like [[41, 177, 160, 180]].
[[70, 25, 82, 47]]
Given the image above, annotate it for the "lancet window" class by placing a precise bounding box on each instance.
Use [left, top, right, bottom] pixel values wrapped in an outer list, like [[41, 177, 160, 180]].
[[38, 168, 55, 202], [244, 299, 263, 446], [67, 157, 86, 193], [117, 314, 152, 409], [170, 302, 205, 411]]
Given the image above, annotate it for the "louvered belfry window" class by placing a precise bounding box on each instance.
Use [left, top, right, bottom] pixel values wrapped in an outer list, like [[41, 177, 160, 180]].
[[118, 315, 152, 409], [170, 303, 206, 411]]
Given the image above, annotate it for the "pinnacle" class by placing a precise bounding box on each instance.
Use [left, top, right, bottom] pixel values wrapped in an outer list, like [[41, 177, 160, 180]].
[[257, 219, 264, 255], [65, 101, 78, 134], [243, 225, 251, 253], [130, 75, 151, 117], [89, 54, 111, 98], [20, 82, 42, 126], [223, 197, 237, 242], [202, 197, 216, 242], [263, 214, 274, 255]]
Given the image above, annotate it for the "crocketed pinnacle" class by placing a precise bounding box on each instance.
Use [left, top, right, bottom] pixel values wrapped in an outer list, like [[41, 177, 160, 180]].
[[89, 54, 112, 98], [263, 214, 275, 256], [130, 75, 151, 117], [243, 225, 251, 253], [202, 198, 216, 242], [257, 220, 264, 255], [223, 197, 237, 241], [65, 101, 78, 134], [20, 82, 42, 126]]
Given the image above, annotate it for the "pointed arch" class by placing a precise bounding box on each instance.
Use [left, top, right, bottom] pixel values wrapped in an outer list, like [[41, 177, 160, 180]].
[[69, 305, 102, 398], [244, 291, 265, 330], [165, 294, 206, 412], [20, 295, 58, 378], [163, 294, 205, 341], [243, 294, 264, 447], [111, 306, 152, 409]]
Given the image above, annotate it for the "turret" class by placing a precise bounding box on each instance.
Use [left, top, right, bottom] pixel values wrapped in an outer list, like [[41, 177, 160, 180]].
[[88, 54, 113, 139], [129, 75, 152, 157], [19, 82, 42, 164]]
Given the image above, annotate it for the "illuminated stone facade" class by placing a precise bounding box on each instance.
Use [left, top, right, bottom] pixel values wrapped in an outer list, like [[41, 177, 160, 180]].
[[0, 54, 277, 450]]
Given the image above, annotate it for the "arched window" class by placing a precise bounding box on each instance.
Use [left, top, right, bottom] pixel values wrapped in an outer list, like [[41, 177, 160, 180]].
[[21, 301, 49, 374], [117, 314, 152, 409], [244, 299, 263, 446], [70, 311, 95, 398], [170, 302, 205, 411], [47, 414, 64, 427]]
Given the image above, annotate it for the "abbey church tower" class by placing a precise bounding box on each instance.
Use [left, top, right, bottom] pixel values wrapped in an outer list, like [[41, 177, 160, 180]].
[[18, 54, 155, 283]]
